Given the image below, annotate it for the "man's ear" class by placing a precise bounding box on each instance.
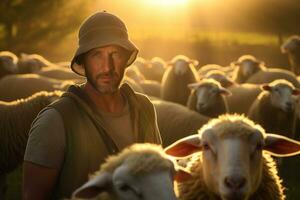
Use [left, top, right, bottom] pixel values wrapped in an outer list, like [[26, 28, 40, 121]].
[[72, 172, 112, 199], [263, 133, 300, 157], [164, 134, 202, 158]]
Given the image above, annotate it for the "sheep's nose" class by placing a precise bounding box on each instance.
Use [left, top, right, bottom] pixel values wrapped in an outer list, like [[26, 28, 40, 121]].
[[197, 103, 206, 110], [224, 175, 246, 191], [286, 102, 293, 111]]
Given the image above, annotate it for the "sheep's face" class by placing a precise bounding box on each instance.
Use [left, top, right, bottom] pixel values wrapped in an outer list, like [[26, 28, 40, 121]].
[[237, 60, 261, 79], [0, 55, 18, 73], [113, 165, 177, 200], [195, 85, 222, 112], [189, 82, 230, 114], [151, 60, 166, 75], [262, 84, 297, 112], [72, 164, 178, 200], [173, 59, 190, 75], [201, 127, 264, 200], [281, 36, 300, 54]]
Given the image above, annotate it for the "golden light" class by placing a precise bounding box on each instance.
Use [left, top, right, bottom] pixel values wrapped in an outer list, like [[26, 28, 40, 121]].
[[144, 0, 188, 6]]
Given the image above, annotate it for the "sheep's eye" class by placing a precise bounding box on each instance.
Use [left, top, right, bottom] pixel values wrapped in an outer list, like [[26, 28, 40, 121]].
[[119, 184, 131, 192], [202, 143, 211, 151]]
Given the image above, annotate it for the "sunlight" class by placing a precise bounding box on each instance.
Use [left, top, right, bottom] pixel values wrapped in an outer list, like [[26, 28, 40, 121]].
[[144, 0, 188, 6]]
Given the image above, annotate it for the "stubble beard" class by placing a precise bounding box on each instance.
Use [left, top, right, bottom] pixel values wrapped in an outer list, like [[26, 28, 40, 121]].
[[86, 70, 122, 94]]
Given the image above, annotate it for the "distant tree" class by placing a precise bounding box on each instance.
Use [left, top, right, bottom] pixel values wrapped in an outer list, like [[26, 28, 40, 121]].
[[0, 0, 88, 52]]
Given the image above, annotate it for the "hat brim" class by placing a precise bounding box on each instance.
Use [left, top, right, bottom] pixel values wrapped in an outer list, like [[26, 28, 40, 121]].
[[70, 38, 138, 76]]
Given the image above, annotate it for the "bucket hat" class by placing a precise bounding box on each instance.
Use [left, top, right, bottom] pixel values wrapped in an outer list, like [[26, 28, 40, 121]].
[[70, 11, 139, 76]]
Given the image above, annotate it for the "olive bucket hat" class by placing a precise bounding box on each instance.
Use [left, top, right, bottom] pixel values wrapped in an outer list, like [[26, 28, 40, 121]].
[[70, 11, 139, 76]]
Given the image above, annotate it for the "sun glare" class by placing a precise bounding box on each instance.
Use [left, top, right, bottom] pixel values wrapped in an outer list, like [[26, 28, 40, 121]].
[[145, 0, 188, 6]]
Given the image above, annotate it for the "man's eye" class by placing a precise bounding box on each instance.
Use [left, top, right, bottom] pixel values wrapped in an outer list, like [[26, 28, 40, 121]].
[[112, 52, 122, 59]]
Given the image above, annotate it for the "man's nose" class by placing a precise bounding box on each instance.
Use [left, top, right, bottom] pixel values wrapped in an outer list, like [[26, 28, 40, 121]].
[[102, 55, 114, 72]]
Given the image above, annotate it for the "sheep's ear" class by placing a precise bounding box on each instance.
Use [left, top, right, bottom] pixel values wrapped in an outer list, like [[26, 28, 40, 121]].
[[230, 61, 240, 67], [174, 166, 193, 182], [261, 84, 272, 91], [189, 59, 199, 67], [222, 79, 235, 88], [165, 134, 202, 158], [257, 60, 265, 67], [188, 83, 200, 90], [263, 133, 300, 157], [219, 87, 232, 96], [292, 88, 300, 96], [72, 172, 112, 198]]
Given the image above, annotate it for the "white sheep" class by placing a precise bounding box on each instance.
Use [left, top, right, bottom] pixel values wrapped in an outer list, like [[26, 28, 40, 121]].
[[0, 91, 61, 198], [202, 70, 235, 88], [231, 55, 265, 84], [152, 99, 210, 147], [281, 35, 300, 75], [248, 79, 300, 138], [18, 53, 56, 73], [149, 56, 167, 82], [72, 143, 187, 200], [187, 79, 231, 118], [0, 90, 62, 174], [165, 114, 300, 200], [161, 55, 199, 105], [0, 74, 73, 101]]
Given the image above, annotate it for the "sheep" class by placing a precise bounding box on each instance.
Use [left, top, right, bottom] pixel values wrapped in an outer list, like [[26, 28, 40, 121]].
[[0, 74, 73, 101], [152, 99, 210, 147], [139, 80, 161, 98], [132, 57, 151, 79], [161, 55, 200, 105], [198, 64, 234, 78], [281, 35, 300, 75], [226, 83, 262, 115], [36, 67, 85, 83], [202, 70, 235, 88], [148, 57, 167, 82], [231, 55, 266, 84], [0, 90, 61, 174], [248, 79, 300, 138], [165, 114, 300, 200], [198, 64, 224, 77], [187, 79, 231, 118], [71, 143, 185, 200], [17, 53, 56, 74], [292, 95, 300, 140], [246, 68, 300, 88], [124, 67, 145, 84], [0, 51, 19, 79]]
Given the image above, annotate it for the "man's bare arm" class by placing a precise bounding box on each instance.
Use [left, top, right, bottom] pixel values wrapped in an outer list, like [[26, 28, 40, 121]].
[[23, 161, 60, 200]]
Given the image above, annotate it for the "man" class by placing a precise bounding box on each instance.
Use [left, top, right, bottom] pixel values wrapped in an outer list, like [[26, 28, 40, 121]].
[[23, 11, 162, 199]]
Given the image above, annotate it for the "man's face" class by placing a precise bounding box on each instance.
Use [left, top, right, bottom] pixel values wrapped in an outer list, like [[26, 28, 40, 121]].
[[83, 45, 130, 94]]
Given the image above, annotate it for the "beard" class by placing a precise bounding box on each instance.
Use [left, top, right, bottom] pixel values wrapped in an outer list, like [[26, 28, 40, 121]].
[[85, 69, 123, 94]]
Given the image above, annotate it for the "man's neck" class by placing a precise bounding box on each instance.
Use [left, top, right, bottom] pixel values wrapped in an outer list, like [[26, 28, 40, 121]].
[[83, 83, 125, 113]]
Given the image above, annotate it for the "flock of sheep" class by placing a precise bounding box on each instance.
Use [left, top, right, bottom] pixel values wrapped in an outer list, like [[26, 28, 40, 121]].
[[0, 35, 300, 199]]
